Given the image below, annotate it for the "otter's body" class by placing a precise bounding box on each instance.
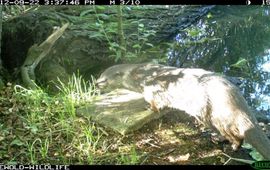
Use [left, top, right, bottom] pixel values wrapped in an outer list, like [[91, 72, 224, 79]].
[[97, 63, 270, 160]]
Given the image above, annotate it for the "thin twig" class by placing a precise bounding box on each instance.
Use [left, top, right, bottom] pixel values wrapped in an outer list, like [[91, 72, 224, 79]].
[[222, 153, 255, 165]]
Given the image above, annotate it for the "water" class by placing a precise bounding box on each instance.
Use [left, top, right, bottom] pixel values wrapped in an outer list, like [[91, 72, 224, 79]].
[[167, 6, 270, 119]]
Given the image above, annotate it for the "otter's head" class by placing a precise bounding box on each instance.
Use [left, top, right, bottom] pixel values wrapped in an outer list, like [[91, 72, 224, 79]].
[[96, 64, 135, 93]]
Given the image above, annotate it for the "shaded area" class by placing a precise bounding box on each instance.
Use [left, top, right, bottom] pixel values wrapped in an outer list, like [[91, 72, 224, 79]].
[[77, 89, 170, 135], [1, 6, 212, 91]]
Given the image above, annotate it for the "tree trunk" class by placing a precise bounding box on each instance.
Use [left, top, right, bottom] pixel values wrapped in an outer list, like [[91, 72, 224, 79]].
[[0, 6, 4, 89], [117, 5, 126, 60], [0, 6, 2, 69]]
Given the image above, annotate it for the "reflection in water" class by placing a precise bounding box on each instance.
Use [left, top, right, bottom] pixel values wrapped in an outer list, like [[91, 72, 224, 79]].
[[252, 49, 270, 116], [260, 50, 270, 72], [167, 6, 270, 118]]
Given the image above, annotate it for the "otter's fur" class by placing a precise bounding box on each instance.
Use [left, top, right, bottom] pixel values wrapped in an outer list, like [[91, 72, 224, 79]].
[[96, 63, 270, 160]]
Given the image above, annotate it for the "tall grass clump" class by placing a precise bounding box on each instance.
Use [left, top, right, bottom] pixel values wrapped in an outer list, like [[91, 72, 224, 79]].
[[56, 73, 99, 106], [0, 74, 110, 164], [1, 74, 144, 165]]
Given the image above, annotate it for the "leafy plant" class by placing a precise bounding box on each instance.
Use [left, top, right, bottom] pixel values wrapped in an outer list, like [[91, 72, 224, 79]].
[[91, 6, 157, 62], [125, 21, 156, 60], [3, 5, 39, 21], [230, 58, 248, 69]]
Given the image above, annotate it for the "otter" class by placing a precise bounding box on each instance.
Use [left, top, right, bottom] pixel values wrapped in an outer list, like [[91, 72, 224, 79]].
[[96, 63, 270, 160]]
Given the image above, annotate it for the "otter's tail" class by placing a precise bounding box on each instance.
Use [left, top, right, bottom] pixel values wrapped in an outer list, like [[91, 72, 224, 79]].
[[245, 126, 270, 160]]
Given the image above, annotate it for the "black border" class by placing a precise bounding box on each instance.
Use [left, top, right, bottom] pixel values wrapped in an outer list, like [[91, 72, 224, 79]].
[[1, 0, 266, 5], [68, 165, 255, 170]]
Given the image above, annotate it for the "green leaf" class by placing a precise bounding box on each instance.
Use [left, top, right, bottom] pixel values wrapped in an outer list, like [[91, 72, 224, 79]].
[[187, 29, 200, 37], [138, 37, 147, 41], [207, 13, 213, 19], [138, 24, 144, 28], [241, 142, 253, 149], [88, 32, 105, 39], [249, 150, 264, 161], [231, 58, 248, 68], [124, 6, 131, 10], [129, 34, 138, 37], [95, 22, 101, 27], [109, 47, 117, 52], [98, 20, 104, 24], [11, 139, 24, 146], [130, 21, 139, 24], [7, 161, 17, 165], [96, 6, 106, 10], [115, 51, 122, 62], [142, 33, 151, 37], [145, 43, 154, 47], [119, 46, 126, 51], [110, 42, 120, 48], [108, 54, 116, 58], [96, 14, 110, 20], [126, 52, 137, 58], [132, 44, 141, 49], [30, 125, 38, 134], [80, 9, 94, 17], [106, 30, 118, 34]]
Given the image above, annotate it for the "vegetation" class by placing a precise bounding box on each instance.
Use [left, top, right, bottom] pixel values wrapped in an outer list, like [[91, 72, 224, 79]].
[[92, 6, 159, 62], [0, 76, 143, 164], [1, 5, 270, 165]]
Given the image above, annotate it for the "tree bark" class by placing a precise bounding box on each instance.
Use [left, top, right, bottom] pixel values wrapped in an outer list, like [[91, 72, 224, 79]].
[[117, 5, 126, 60], [0, 6, 4, 89], [0, 6, 3, 69]]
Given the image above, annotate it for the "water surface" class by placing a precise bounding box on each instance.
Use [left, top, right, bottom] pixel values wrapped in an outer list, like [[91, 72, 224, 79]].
[[167, 6, 270, 118]]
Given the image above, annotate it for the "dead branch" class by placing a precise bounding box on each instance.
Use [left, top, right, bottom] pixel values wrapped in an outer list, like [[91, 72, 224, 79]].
[[21, 23, 69, 89]]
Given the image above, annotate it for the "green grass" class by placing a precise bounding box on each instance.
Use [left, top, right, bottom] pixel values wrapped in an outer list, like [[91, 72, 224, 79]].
[[117, 145, 140, 165], [0, 75, 142, 164]]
